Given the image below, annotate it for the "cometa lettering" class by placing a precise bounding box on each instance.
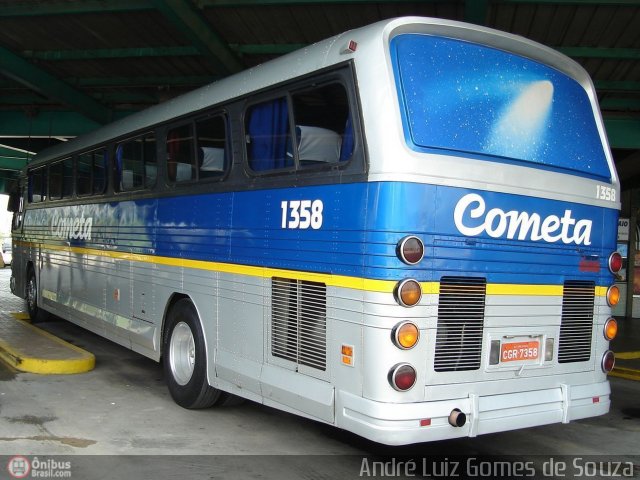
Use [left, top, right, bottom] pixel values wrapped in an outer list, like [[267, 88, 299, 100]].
[[50, 215, 93, 241], [453, 193, 592, 245]]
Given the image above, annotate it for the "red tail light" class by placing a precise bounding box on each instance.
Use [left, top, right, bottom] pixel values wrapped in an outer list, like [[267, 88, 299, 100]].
[[397, 236, 424, 265], [602, 350, 615, 373], [389, 363, 417, 391], [608, 252, 622, 274]]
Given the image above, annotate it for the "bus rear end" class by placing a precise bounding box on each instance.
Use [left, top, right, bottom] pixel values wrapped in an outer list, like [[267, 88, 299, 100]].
[[337, 18, 620, 445]]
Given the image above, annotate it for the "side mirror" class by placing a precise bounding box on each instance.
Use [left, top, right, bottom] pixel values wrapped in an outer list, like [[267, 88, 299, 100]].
[[7, 189, 19, 212]]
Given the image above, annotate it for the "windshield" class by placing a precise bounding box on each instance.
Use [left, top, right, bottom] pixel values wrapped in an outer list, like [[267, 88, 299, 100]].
[[391, 34, 611, 181]]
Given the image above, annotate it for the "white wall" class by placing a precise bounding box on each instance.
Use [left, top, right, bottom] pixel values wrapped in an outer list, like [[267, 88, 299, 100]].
[[0, 194, 12, 239]]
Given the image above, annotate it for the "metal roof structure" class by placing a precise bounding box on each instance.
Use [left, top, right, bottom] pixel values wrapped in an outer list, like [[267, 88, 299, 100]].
[[0, 0, 639, 193]]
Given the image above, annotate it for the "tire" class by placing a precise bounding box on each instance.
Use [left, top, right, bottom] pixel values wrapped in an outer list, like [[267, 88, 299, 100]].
[[163, 298, 226, 409], [26, 268, 50, 323]]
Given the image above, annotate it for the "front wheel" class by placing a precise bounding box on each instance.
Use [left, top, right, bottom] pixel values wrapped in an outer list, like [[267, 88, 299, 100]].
[[163, 298, 226, 409], [26, 268, 49, 323]]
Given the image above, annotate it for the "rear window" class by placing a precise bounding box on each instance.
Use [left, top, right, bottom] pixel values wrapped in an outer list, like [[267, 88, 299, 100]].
[[391, 34, 610, 181]]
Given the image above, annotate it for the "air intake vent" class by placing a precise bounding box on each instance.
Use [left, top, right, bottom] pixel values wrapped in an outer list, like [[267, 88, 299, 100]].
[[558, 280, 595, 363], [271, 277, 327, 371], [434, 277, 487, 372]]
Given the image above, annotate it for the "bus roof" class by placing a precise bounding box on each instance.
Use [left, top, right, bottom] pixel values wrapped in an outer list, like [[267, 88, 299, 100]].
[[30, 16, 590, 167]]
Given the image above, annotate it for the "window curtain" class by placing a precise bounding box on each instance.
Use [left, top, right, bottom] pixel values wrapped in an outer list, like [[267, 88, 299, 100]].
[[247, 98, 291, 171]]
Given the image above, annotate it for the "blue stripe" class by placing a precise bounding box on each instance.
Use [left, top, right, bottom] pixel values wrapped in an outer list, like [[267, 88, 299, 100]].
[[25, 182, 618, 286]]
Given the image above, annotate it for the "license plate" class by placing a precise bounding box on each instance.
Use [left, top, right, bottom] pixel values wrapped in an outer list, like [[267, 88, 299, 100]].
[[500, 341, 540, 363]]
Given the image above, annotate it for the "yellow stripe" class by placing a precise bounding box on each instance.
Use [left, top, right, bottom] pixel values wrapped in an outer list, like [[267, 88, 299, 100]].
[[615, 351, 640, 360], [19, 240, 606, 296]]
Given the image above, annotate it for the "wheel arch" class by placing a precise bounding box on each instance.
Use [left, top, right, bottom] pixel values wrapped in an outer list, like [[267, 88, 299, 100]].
[[160, 292, 190, 358]]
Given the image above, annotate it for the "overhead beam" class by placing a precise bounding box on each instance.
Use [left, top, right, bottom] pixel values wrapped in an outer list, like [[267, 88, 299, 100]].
[[153, 0, 243, 75], [0, 0, 152, 16], [0, 147, 29, 171], [21, 43, 306, 61], [22, 46, 200, 61], [0, 92, 159, 106], [604, 117, 640, 150], [595, 80, 640, 92], [199, 0, 640, 5], [497, 0, 640, 5], [465, 0, 489, 25], [68, 75, 216, 88], [0, 111, 133, 137], [0, 0, 638, 14], [556, 47, 640, 60], [0, 46, 112, 125], [600, 98, 640, 110]]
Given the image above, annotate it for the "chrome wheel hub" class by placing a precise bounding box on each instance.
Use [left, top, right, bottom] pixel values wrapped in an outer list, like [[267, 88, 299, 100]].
[[169, 321, 196, 386]]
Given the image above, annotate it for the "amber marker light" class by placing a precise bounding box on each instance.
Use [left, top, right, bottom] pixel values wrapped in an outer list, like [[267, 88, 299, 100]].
[[604, 318, 618, 341], [395, 279, 422, 307], [606, 285, 620, 307], [392, 321, 420, 350]]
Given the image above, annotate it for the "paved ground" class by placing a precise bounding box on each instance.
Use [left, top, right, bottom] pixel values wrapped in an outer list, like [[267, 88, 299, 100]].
[[0, 266, 639, 479]]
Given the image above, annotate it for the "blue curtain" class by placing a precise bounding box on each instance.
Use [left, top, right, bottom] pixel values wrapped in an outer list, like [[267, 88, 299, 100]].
[[247, 98, 291, 171], [339, 115, 354, 162]]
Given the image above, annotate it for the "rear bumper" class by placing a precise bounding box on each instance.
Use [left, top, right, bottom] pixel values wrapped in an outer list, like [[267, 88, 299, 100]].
[[336, 381, 610, 445]]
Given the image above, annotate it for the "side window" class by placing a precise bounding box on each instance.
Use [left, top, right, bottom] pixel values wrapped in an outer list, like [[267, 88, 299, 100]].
[[166, 124, 196, 183], [115, 133, 156, 191], [93, 151, 107, 194], [62, 157, 74, 198], [77, 148, 107, 196], [245, 97, 292, 172], [244, 80, 354, 173], [291, 83, 353, 166], [196, 115, 228, 179], [29, 167, 47, 203], [49, 157, 74, 200], [49, 161, 64, 200]]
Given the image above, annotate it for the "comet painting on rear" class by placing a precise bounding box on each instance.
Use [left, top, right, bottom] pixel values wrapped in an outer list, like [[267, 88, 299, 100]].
[[8, 17, 620, 445]]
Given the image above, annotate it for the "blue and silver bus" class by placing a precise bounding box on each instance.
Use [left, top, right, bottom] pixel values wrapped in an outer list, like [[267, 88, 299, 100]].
[[9, 17, 620, 445]]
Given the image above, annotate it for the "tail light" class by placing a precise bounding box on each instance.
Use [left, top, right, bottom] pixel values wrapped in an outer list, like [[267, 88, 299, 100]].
[[601, 350, 615, 373], [608, 252, 622, 274], [389, 363, 417, 391], [397, 236, 424, 265]]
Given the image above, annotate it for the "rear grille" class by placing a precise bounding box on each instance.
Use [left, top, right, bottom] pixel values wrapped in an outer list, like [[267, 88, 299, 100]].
[[558, 280, 595, 363], [271, 277, 327, 371], [434, 277, 487, 372]]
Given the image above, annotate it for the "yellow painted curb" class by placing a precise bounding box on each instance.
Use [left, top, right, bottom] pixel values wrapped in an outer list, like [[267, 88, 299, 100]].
[[0, 315, 95, 375], [609, 367, 640, 382], [10, 312, 31, 322], [615, 351, 640, 360]]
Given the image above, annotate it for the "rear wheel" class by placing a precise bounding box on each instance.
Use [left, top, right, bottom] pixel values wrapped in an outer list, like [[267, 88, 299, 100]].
[[26, 268, 49, 323], [163, 298, 226, 409]]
